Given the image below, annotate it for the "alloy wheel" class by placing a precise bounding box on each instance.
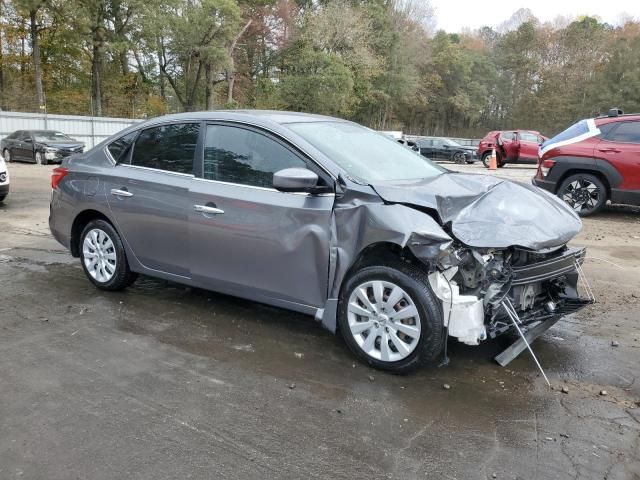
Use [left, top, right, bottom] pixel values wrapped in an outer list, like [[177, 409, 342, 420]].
[[561, 179, 601, 214], [3, 149, 10, 163], [82, 228, 117, 283], [347, 280, 421, 362], [453, 152, 466, 164], [35, 152, 43, 165]]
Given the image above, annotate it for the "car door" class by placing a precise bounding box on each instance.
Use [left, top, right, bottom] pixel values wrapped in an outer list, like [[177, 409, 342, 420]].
[[14, 131, 32, 160], [189, 123, 335, 309], [517, 132, 540, 162], [418, 139, 434, 159], [104, 122, 199, 278], [499, 131, 519, 161], [596, 120, 640, 190]]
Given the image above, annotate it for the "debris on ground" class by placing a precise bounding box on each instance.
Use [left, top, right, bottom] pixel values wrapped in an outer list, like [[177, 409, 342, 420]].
[[288, 383, 296, 390], [368, 375, 375, 382], [561, 386, 569, 394], [443, 383, 451, 390], [611, 340, 619, 347], [294, 352, 304, 359], [600, 390, 608, 396]]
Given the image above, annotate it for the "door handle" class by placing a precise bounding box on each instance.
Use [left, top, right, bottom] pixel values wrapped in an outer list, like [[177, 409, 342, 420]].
[[194, 204, 224, 215], [110, 188, 133, 197], [598, 148, 621, 153]]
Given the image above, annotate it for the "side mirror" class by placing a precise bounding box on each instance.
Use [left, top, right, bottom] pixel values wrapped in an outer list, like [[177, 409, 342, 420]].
[[273, 168, 319, 193]]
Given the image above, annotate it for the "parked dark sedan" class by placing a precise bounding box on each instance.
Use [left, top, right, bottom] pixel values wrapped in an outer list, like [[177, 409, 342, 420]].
[[49, 111, 590, 373], [417, 137, 477, 164], [1, 130, 84, 165]]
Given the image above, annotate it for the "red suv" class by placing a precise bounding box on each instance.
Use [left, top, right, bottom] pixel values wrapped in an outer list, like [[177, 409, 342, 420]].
[[533, 110, 640, 216], [477, 130, 546, 167]]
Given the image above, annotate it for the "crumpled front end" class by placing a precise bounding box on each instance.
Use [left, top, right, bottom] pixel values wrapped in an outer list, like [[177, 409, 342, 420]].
[[428, 243, 592, 348]]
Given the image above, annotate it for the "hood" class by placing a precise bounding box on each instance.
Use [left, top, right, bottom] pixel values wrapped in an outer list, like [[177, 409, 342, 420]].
[[370, 173, 582, 250]]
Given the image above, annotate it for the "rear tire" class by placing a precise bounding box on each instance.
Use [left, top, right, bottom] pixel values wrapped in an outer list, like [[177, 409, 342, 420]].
[[79, 219, 137, 291], [481, 151, 491, 168], [558, 173, 607, 216], [337, 261, 443, 374], [3, 149, 11, 163]]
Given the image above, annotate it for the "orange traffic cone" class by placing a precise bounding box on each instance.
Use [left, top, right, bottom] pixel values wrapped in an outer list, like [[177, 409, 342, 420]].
[[489, 148, 497, 171]]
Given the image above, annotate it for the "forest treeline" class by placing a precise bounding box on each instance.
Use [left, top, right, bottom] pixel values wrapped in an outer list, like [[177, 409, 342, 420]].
[[0, 0, 639, 137]]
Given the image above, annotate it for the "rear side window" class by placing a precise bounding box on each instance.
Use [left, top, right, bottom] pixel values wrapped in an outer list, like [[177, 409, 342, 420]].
[[130, 123, 199, 174], [519, 132, 539, 142], [607, 121, 640, 144], [108, 131, 138, 163], [203, 125, 306, 188]]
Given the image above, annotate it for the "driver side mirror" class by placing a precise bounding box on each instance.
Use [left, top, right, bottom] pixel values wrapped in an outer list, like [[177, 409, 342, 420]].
[[273, 168, 319, 193]]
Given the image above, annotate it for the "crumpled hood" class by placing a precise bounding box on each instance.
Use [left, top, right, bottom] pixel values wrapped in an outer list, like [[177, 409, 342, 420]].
[[40, 142, 84, 149], [371, 173, 582, 250]]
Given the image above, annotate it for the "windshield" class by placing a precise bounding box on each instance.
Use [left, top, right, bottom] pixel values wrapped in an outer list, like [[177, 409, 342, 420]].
[[287, 122, 445, 182], [33, 131, 72, 142]]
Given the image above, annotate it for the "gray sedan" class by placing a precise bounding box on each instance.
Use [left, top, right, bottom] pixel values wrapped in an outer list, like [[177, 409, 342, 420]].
[[49, 111, 590, 372]]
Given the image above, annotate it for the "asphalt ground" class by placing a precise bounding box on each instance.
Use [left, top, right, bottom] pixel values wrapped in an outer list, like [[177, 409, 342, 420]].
[[0, 161, 639, 479]]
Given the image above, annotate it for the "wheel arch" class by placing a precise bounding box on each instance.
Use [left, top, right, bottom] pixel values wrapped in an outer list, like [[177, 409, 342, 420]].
[[70, 209, 115, 257]]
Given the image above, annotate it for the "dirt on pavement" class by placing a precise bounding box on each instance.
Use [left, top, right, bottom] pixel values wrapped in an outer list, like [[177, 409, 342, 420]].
[[0, 162, 639, 480]]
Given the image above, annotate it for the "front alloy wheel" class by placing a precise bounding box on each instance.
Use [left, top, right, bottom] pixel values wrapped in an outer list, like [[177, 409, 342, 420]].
[[35, 151, 46, 165], [558, 173, 606, 216], [338, 262, 443, 373], [452, 152, 466, 164], [347, 280, 421, 362]]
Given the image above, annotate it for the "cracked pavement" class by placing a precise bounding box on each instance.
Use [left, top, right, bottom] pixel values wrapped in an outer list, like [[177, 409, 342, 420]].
[[0, 162, 639, 479]]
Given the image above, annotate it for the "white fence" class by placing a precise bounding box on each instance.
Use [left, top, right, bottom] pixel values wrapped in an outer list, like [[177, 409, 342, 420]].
[[0, 111, 141, 148]]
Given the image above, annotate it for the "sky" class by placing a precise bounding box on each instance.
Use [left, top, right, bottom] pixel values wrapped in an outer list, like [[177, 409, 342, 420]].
[[432, 0, 639, 32]]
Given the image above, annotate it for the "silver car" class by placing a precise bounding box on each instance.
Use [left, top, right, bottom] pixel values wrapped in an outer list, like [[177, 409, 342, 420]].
[[49, 111, 591, 373]]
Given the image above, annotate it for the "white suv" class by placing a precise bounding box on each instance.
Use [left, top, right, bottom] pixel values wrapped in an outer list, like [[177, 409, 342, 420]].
[[0, 156, 9, 202]]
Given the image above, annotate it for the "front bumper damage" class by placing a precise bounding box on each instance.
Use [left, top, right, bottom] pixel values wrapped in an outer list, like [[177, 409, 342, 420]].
[[428, 245, 593, 365]]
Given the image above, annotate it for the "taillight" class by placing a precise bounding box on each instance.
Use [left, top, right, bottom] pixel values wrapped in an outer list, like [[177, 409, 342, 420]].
[[51, 167, 69, 189], [540, 159, 555, 177]]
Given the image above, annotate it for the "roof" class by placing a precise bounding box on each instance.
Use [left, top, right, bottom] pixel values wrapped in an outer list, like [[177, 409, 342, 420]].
[[143, 110, 344, 126]]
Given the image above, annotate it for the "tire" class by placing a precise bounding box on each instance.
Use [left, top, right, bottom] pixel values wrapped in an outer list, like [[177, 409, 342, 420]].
[[3, 149, 11, 163], [481, 151, 491, 168], [465, 160, 475, 164], [452, 152, 466, 164], [0, 194, 6, 203], [35, 151, 47, 165], [79, 219, 137, 291], [558, 173, 607, 216], [337, 261, 444, 374]]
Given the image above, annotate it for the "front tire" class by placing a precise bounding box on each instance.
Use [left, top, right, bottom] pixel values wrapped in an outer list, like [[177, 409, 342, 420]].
[[0, 194, 6, 203], [338, 262, 443, 373], [558, 173, 607, 216], [79, 219, 137, 291], [35, 151, 47, 165]]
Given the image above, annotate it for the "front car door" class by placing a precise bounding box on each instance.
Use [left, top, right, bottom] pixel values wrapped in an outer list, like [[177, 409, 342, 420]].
[[189, 123, 335, 310], [14, 131, 32, 160], [517, 131, 541, 162], [104, 122, 199, 279], [499, 131, 519, 162]]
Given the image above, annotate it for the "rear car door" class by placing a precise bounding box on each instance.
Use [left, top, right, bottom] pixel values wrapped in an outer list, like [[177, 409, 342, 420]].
[[104, 122, 199, 278], [518, 132, 540, 162], [597, 120, 640, 191], [189, 123, 335, 308]]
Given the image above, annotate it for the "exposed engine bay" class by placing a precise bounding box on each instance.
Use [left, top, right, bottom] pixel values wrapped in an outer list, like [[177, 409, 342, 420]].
[[428, 243, 590, 346]]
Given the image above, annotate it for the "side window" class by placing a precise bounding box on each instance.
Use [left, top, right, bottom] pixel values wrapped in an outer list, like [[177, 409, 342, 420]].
[[597, 123, 616, 138], [131, 123, 199, 174], [607, 122, 640, 144], [108, 131, 138, 163], [6, 131, 18, 140], [519, 132, 539, 142], [500, 131, 515, 141], [203, 125, 307, 188]]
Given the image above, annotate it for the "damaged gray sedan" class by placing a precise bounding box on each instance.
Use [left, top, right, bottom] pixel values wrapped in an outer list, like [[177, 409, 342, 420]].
[[49, 111, 592, 373]]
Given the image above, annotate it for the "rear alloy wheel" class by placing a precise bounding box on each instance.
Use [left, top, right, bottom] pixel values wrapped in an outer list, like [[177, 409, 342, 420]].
[[35, 151, 47, 165], [481, 151, 492, 168], [452, 152, 466, 164], [80, 219, 137, 290], [558, 173, 606, 216], [3, 149, 11, 163], [338, 262, 443, 373]]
